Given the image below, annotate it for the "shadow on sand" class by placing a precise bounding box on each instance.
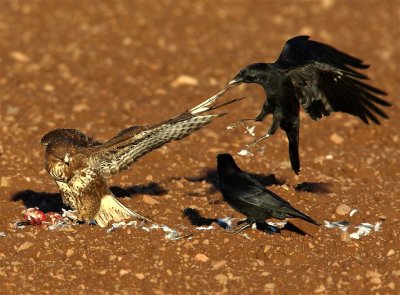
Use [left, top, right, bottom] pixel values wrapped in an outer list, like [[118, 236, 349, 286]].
[[11, 182, 168, 212]]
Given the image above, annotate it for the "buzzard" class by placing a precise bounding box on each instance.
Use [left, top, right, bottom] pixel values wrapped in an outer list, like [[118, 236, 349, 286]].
[[42, 90, 240, 227], [226, 35, 390, 174]]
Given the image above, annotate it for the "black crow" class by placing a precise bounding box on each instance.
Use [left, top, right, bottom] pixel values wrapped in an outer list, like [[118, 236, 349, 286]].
[[216, 153, 320, 233], [227, 35, 390, 174]]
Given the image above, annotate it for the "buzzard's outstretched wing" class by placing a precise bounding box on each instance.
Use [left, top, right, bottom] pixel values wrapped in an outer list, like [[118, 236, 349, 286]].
[[91, 91, 242, 177], [285, 62, 390, 124], [41, 128, 101, 147]]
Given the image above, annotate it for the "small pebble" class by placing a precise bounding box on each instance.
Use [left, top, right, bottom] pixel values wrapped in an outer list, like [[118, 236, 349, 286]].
[[142, 195, 160, 206], [135, 273, 145, 280], [341, 231, 351, 242], [336, 204, 352, 215], [170, 75, 198, 87], [212, 260, 227, 270], [387, 249, 395, 257], [194, 253, 209, 263], [10, 51, 30, 62], [119, 269, 130, 276], [214, 274, 228, 285], [330, 133, 344, 144]]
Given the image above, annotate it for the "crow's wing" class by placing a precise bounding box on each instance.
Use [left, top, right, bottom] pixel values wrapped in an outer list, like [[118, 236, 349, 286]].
[[284, 62, 390, 124], [41, 128, 101, 147], [276, 35, 369, 76], [221, 172, 291, 207], [90, 92, 241, 177]]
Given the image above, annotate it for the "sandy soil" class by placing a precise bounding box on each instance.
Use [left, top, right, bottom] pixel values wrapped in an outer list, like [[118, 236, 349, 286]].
[[0, 0, 399, 294]]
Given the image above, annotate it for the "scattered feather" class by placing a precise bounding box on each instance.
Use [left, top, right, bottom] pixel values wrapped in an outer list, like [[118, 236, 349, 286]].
[[325, 220, 382, 240], [238, 149, 253, 157], [0, 232, 5, 237], [350, 222, 381, 239], [216, 217, 233, 229], [266, 221, 287, 229], [244, 126, 256, 136], [324, 220, 349, 231], [196, 225, 214, 231], [62, 209, 78, 221], [107, 220, 186, 240], [349, 209, 358, 217]]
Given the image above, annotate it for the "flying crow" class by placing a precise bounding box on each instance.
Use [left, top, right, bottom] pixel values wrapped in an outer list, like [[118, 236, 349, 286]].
[[217, 153, 320, 233], [227, 35, 390, 174]]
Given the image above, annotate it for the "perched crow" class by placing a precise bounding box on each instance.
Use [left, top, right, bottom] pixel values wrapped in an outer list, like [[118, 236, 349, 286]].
[[227, 35, 390, 174], [217, 153, 320, 233]]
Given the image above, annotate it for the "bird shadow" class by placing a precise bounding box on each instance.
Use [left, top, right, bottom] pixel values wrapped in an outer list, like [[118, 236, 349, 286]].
[[184, 169, 283, 193], [11, 190, 66, 213], [183, 208, 307, 236], [11, 182, 168, 213], [184, 169, 331, 196], [294, 182, 332, 194], [110, 182, 168, 198]]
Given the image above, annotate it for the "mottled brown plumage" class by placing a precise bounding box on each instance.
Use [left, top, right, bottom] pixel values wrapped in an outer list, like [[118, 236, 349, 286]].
[[42, 90, 241, 227]]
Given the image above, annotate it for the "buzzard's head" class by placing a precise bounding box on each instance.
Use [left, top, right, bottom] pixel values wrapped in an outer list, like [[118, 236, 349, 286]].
[[44, 140, 76, 182]]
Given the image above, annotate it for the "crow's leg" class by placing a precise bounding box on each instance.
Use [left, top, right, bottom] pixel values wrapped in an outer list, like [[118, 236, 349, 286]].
[[226, 219, 254, 239], [233, 222, 253, 233], [227, 100, 273, 131]]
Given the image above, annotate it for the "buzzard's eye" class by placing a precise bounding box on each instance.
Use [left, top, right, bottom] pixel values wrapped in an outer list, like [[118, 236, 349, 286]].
[[63, 153, 71, 165]]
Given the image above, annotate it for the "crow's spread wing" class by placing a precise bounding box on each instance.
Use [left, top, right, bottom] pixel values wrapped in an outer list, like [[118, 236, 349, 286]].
[[273, 36, 390, 123], [276, 35, 369, 76], [90, 91, 241, 177], [41, 128, 101, 147], [285, 62, 390, 123]]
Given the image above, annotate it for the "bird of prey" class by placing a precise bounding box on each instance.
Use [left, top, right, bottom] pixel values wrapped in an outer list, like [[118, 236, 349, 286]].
[[41, 90, 241, 227], [226, 35, 390, 174], [217, 153, 320, 233]]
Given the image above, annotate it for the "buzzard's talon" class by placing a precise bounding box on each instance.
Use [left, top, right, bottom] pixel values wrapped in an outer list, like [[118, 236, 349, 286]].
[[88, 220, 97, 226]]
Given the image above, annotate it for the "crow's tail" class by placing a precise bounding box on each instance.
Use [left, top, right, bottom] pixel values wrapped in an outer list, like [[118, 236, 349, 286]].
[[284, 121, 300, 174]]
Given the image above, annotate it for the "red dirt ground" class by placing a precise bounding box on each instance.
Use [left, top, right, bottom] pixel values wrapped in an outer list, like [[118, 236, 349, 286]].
[[0, 0, 399, 294]]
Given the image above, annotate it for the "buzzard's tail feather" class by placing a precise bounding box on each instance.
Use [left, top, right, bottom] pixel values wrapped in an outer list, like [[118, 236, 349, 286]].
[[94, 194, 153, 227]]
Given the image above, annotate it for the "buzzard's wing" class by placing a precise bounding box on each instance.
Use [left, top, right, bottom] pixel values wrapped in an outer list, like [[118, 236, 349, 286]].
[[41, 128, 101, 147], [276, 35, 369, 76], [284, 62, 390, 124], [91, 91, 242, 177]]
